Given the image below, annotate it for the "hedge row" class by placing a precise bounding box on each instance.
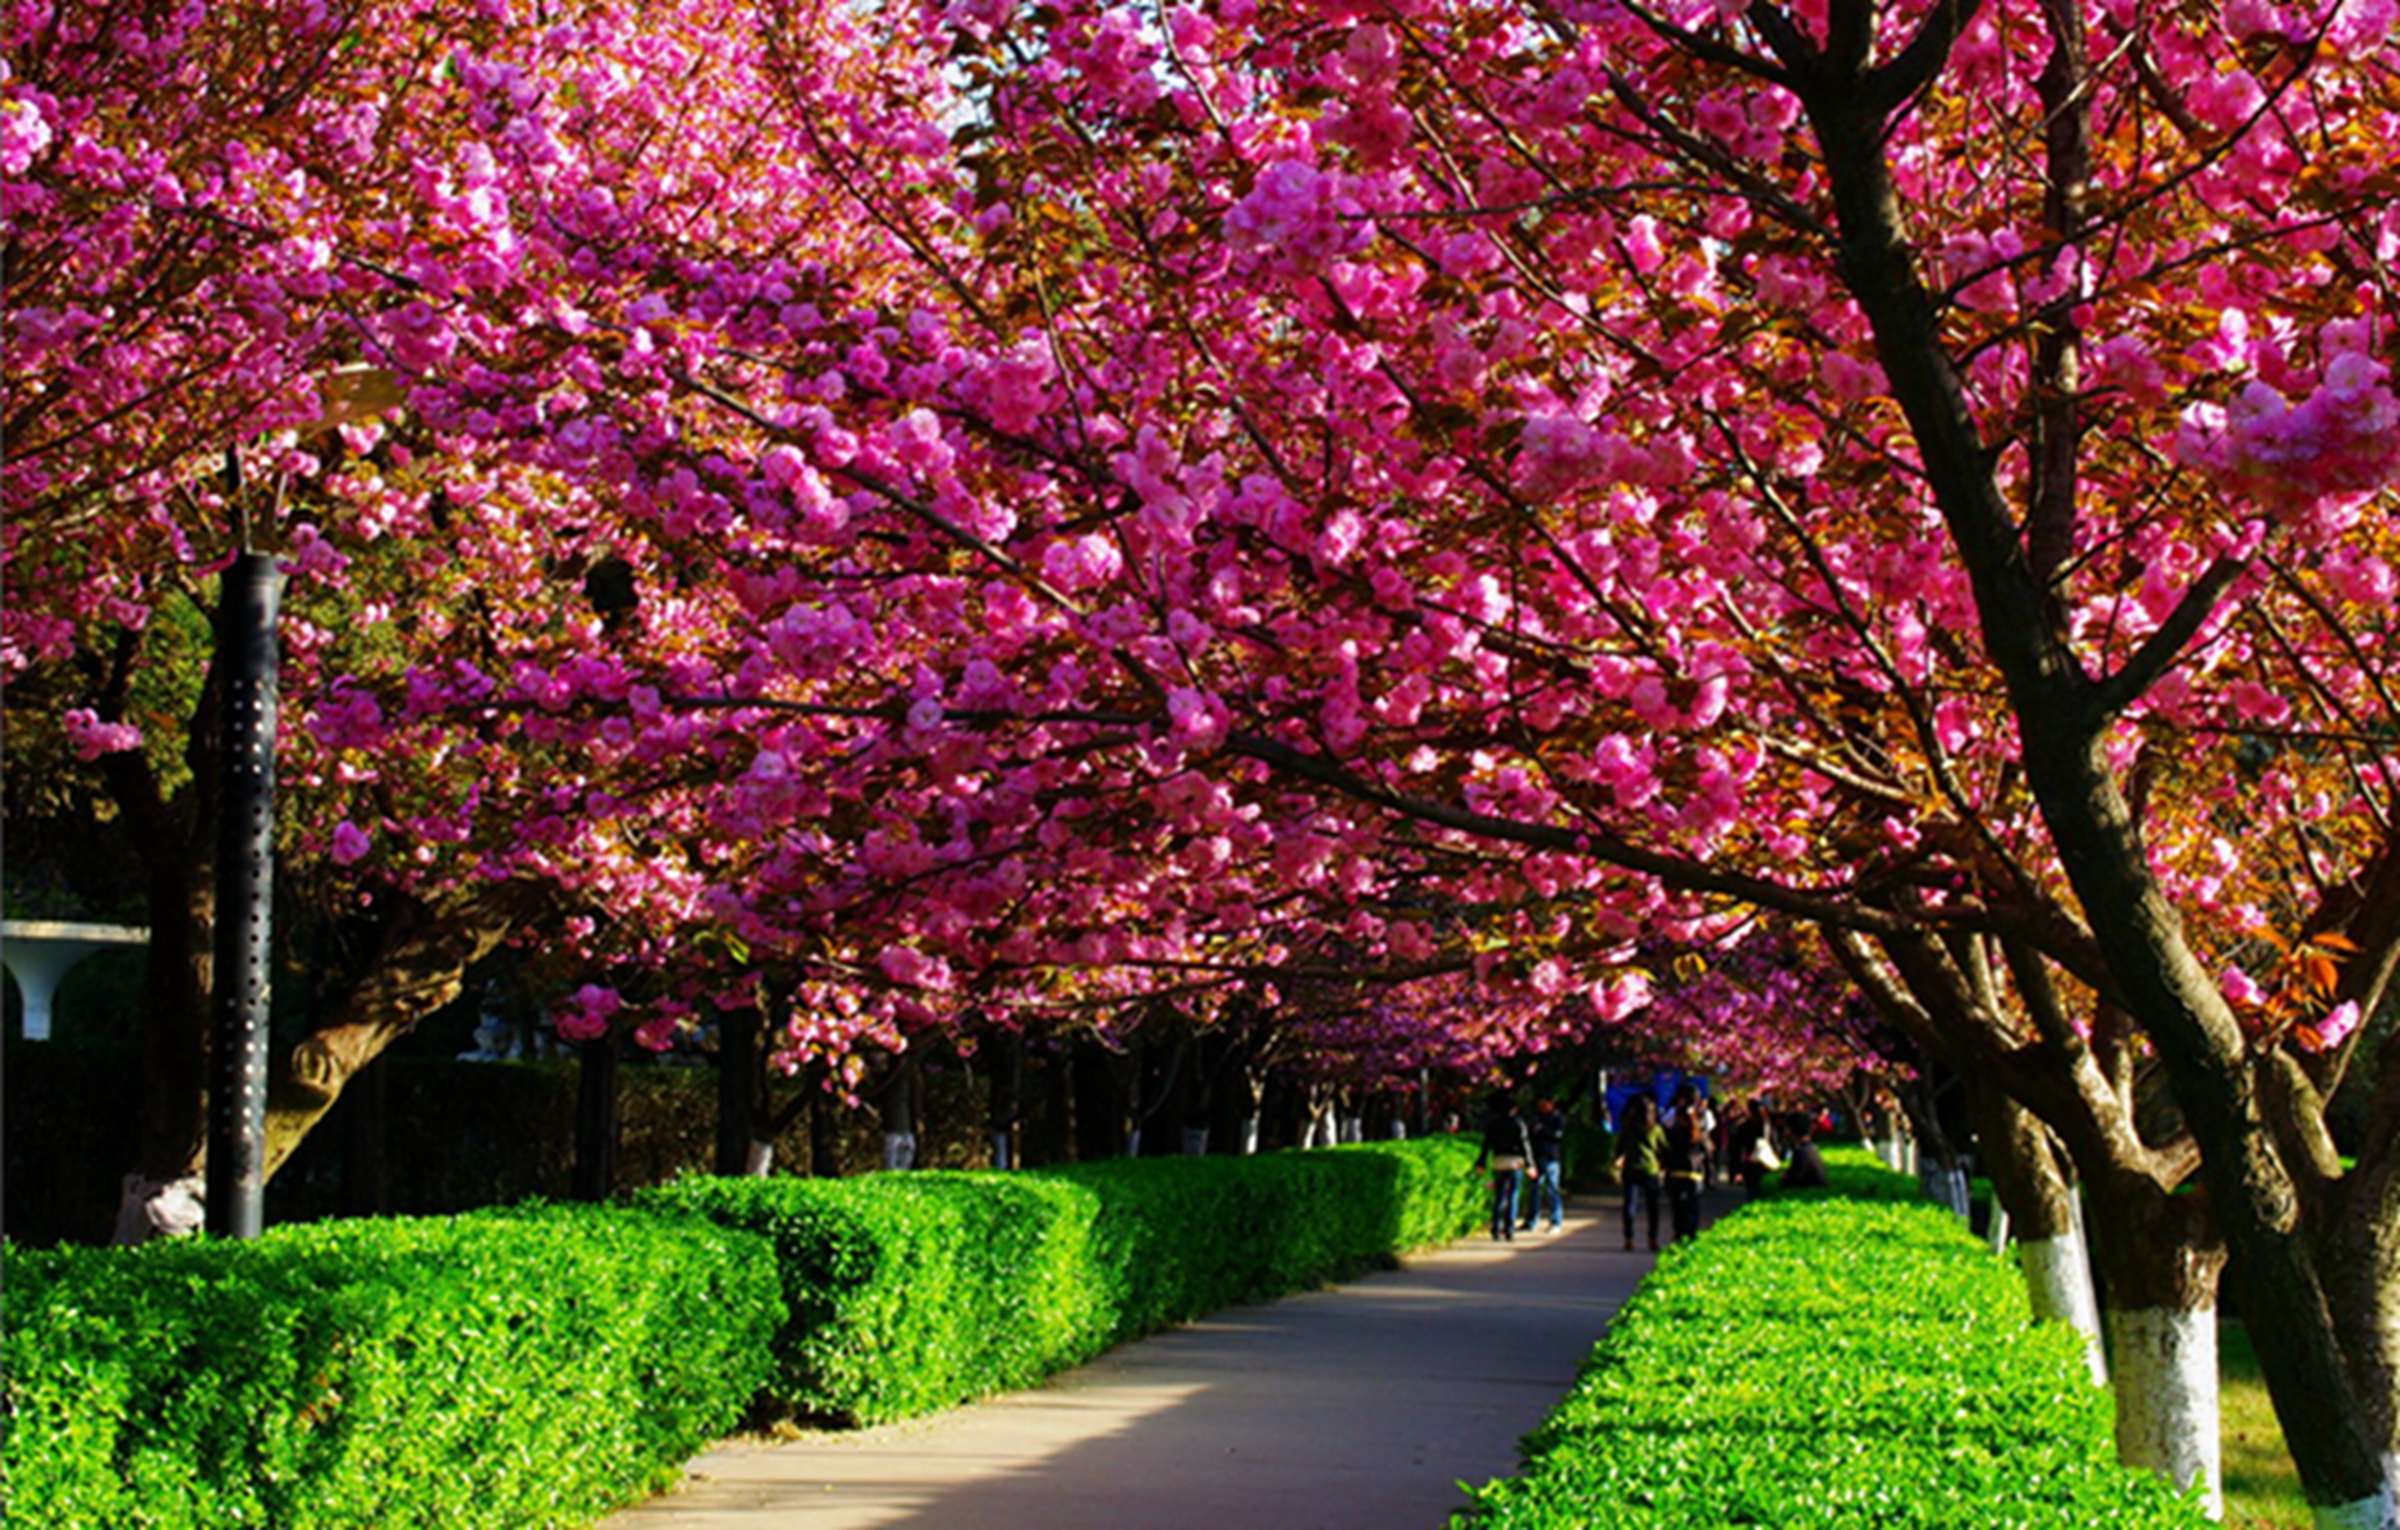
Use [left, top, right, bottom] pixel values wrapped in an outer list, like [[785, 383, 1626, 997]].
[[1454, 1154, 2211, 1529], [2, 1205, 781, 1530], [641, 1134, 1486, 1423], [2, 1137, 1482, 1525]]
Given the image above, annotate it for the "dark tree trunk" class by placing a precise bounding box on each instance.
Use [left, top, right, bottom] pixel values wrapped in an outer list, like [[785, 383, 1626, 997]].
[[572, 1031, 620, 1202], [2320, 1152, 2400, 1474], [1960, 1073, 2108, 1381], [1072, 1037, 1124, 1160], [877, 1056, 918, 1170], [986, 1030, 1023, 1170], [807, 1079, 840, 1177], [716, 1006, 760, 1177], [262, 881, 558, 1182], [1786, 27, 2396, 1508], [2082, 1169, 2228, 1511], [1044, 1040, 1077, 1164], [100, 684, 216, 1242], [339, 1050, 389, 1217], [125, 866, 213, 1232]]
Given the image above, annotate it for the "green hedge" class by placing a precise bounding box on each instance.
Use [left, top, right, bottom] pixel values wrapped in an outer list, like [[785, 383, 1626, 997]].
[[3, 1136, 1484, 1524], [1, 1205, 781, 1529], [1455, 1158, 2211, 1529], [642, 1135, 1485, 1424]]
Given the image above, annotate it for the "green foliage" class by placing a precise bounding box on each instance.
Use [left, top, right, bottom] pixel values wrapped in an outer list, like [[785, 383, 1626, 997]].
[[4, 1134, 1482, 1524], [643, 1135, 1485, 1424], [1, 1205, 781, 1529], [1454, 1160, 2213, 1529], [1561, 1118, 1616, 1189]]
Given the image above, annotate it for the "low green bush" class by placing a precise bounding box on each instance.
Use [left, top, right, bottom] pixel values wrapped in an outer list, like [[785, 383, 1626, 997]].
[[1455, 1161, 2210, 1528], [5, 1135, 1482, 1523], [1, 1205, 780, 1529], [636, 1171, 1110, 1426], [644, 1135, 1484, 1424]]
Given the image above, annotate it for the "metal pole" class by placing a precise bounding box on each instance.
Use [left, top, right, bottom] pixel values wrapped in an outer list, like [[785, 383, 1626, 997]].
[[207, 552, 283, 1240]]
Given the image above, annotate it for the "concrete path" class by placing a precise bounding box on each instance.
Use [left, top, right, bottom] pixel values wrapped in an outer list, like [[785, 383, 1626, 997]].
[[607, 1204, 1676, 1530]]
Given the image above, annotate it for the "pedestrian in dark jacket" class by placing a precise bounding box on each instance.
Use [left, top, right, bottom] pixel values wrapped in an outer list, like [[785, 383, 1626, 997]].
[[1520, 1099, 1567, 1232], [1473, 1096, 1534, 1241]]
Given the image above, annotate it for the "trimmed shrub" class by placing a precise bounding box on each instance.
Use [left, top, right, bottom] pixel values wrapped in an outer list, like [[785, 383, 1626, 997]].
[[1454, 1161, 2211, 1528], [4, 1132, 1482, 1523], [637, 1171, 1111, 1426], [1, 1204, 780, 1529], [644, 1134, 1485, 1424]]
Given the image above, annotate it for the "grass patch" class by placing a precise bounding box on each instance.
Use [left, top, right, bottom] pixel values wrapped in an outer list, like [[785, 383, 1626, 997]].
[[2220, 1321, 2309, 1530]]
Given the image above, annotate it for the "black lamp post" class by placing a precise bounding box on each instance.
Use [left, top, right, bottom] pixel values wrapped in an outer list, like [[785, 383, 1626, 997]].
[[206, 551, 283, 1240]]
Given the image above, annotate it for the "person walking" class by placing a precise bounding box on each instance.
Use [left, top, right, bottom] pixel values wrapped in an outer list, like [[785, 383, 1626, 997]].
[[1520, 1098, 1567, 1232], [1663, 1083, 1710, 1242], [1614, 1094, 1666, 1251], [1473, 1095, 1533, 1241]]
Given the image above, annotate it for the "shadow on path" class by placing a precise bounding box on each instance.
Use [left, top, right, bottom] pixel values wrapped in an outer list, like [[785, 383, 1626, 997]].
[[607, 1190, 1740, 1530]]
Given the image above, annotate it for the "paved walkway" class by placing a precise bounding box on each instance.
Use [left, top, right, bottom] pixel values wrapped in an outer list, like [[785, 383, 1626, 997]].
[[607, 1201, 1681, 1530]]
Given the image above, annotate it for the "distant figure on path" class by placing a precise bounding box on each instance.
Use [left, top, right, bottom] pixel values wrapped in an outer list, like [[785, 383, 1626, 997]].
[[1614, 1094, 1665, 1251], [1779, 1113, 1829, 1191], [1663, 1084, 1710, 1242], [1520, 1099, 1566, 1232], [1690, 1090, 1719, 1189], [1474, 1096, 1533, 1242]]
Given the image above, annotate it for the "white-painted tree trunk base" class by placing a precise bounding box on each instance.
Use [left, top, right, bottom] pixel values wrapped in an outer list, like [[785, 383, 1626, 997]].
[[2312, 1487, 2399, 1530], [988, 1131, 1013, 1171], [1182, 1127, 1210, 1156], [113, 1173, 206, 1244], [1239, 1117, 1261, 1155], [1125, 1128, 1142, 1158], [881, 1131, 917, 1171], [1987, 1205, 2011, 1256], [1388, 1120, 1407, 1139], [2019, 1233, 2109, 1387], [1338, 1116, 1363, 1143], [744, 1140, 776, 1177], [2109, 1305, 2222, 1519]]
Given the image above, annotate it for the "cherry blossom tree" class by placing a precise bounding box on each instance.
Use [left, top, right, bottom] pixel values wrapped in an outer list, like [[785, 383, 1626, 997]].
[[2, 0, 961, 1228], [606, 0, 2396, 1513], [14, 0, 2399, 1517]]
